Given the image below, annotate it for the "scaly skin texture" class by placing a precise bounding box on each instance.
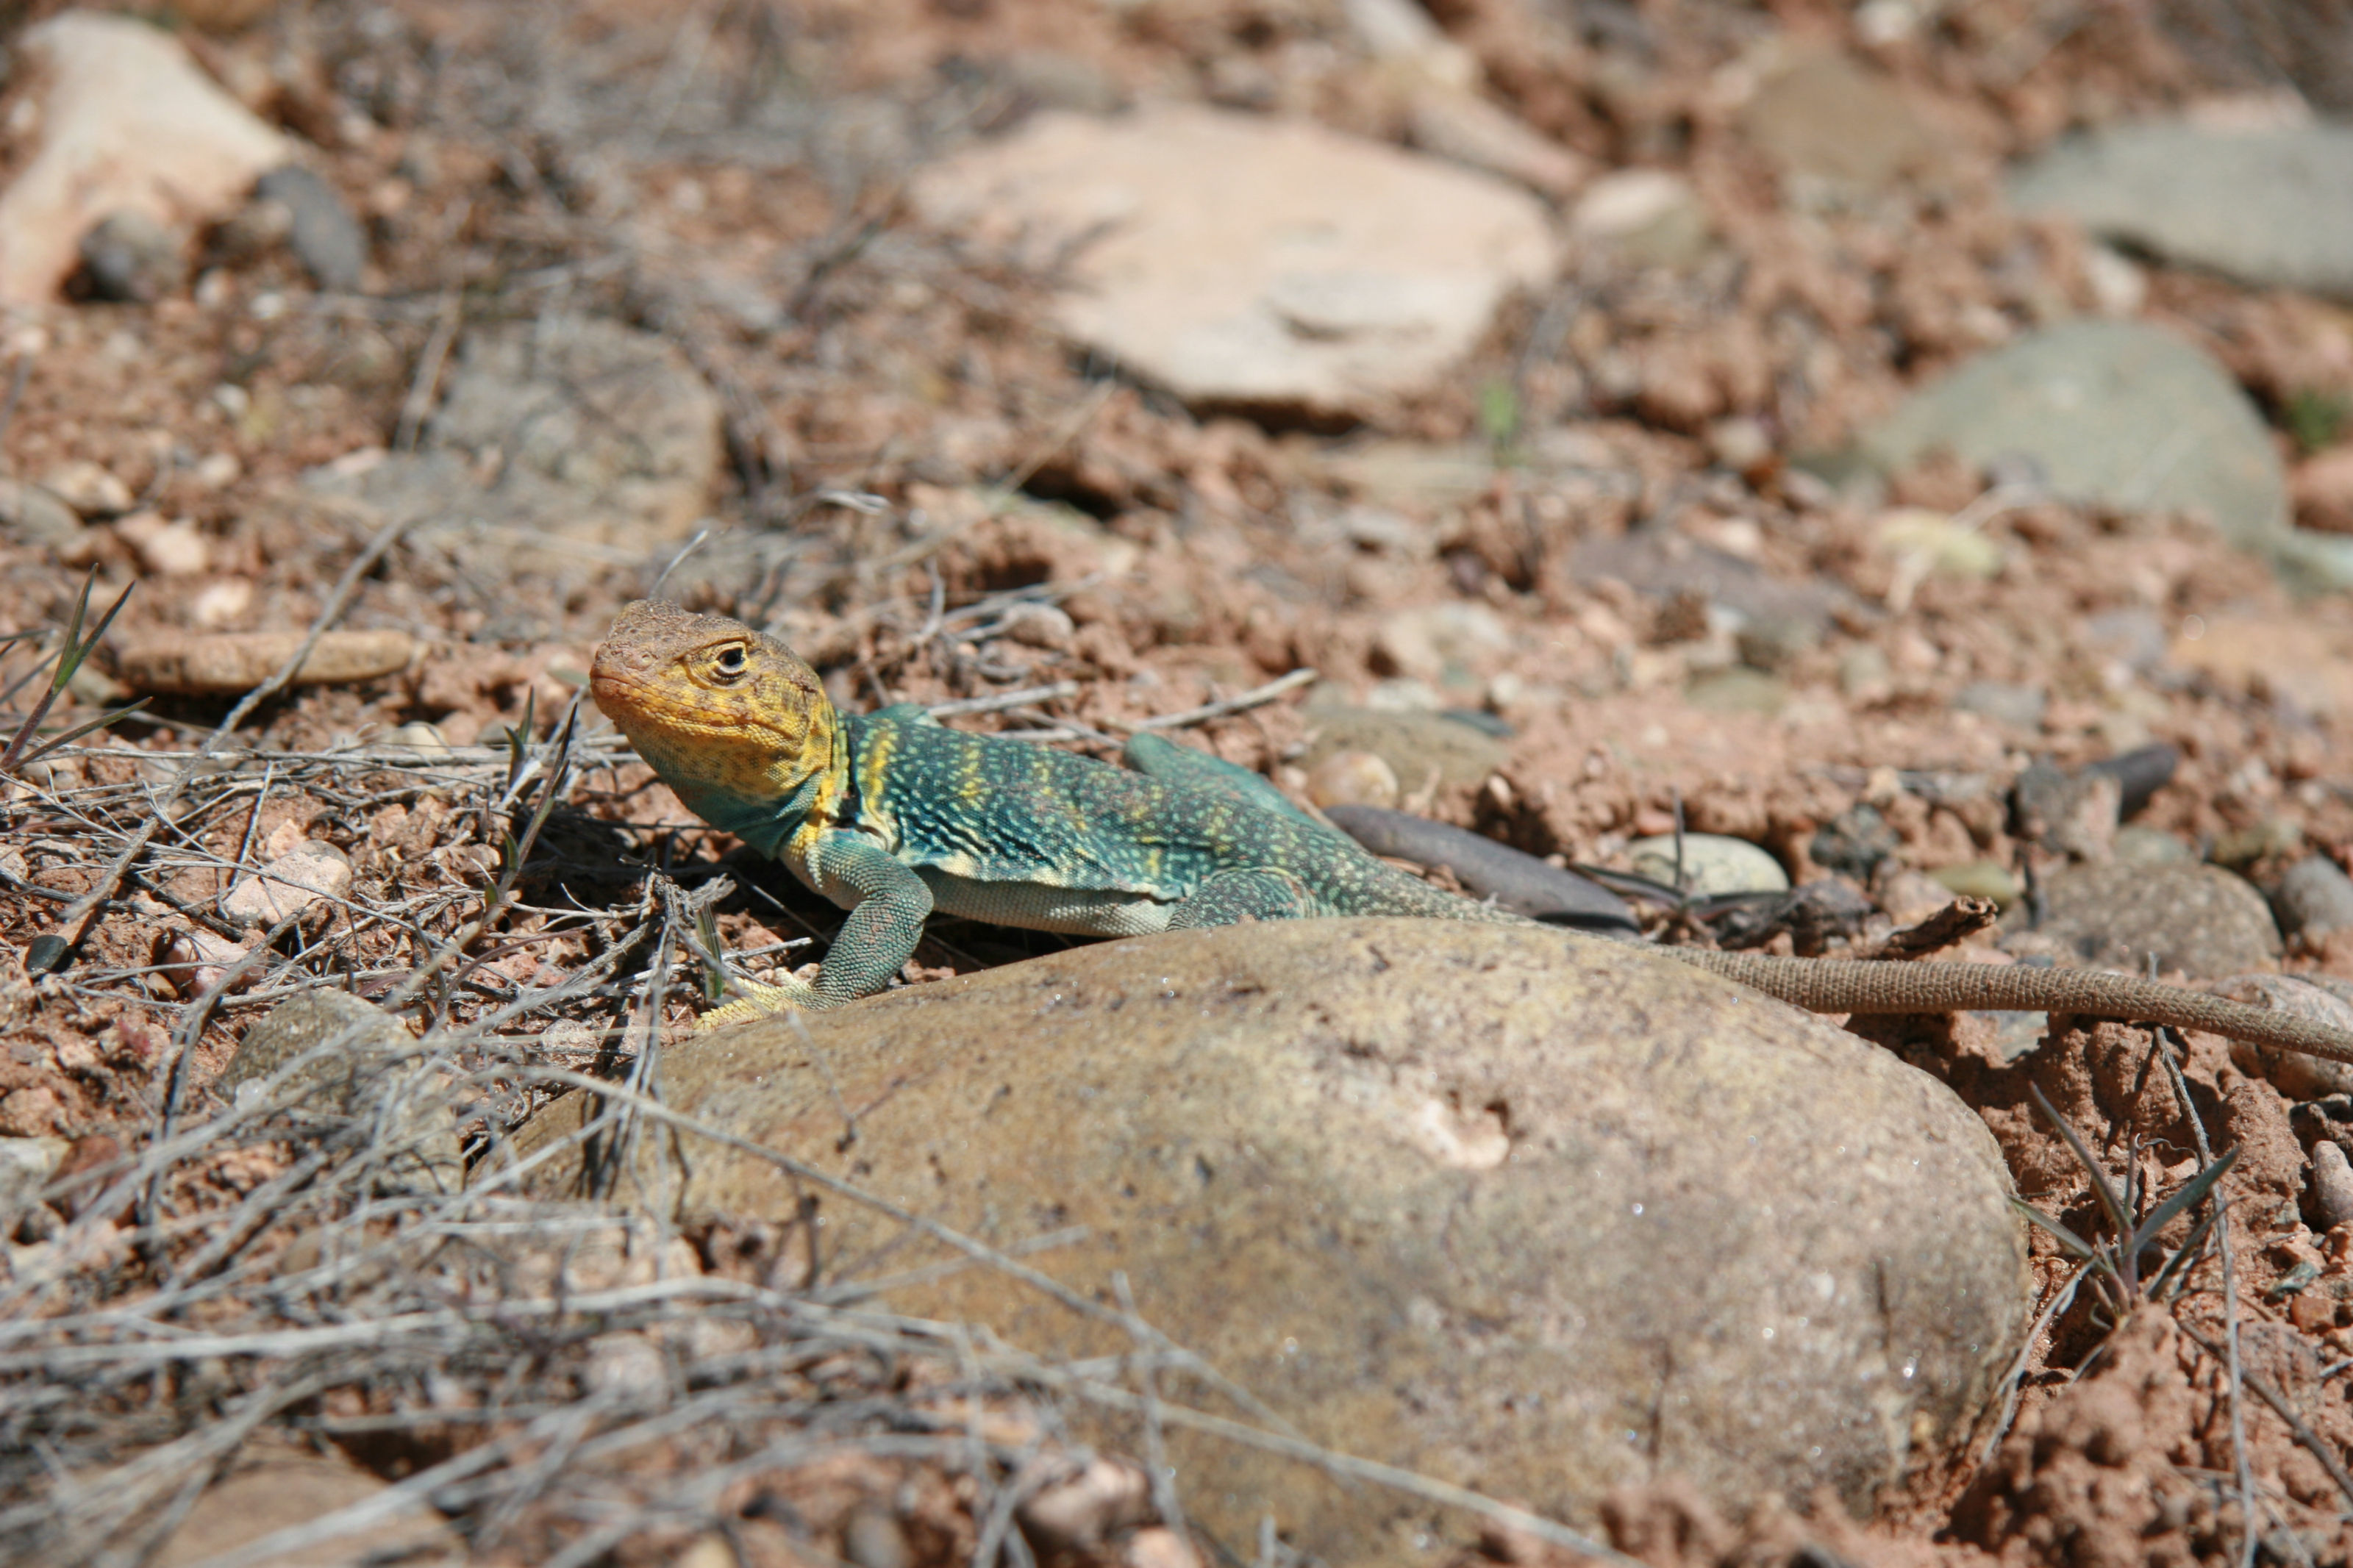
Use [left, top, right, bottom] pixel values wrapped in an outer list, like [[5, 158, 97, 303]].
[[590, 600, 2353, 1065]]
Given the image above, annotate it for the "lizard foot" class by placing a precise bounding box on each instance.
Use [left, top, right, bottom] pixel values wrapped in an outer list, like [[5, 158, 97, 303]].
[[696, 975, 818, 1031]]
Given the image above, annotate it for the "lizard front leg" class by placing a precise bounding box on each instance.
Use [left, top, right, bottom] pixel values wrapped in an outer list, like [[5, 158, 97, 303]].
[[701, 834, 933, 1028]]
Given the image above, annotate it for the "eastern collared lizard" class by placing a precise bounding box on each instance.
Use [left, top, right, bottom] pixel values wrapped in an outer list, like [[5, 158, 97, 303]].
[[588, 598, 2353, 1065]]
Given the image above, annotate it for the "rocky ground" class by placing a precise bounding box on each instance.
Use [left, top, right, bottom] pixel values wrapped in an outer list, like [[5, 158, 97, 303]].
[[11, 0, 2353, 1564]]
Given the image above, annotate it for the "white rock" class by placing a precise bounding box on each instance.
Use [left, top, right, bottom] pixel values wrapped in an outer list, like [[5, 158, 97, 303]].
[[0, 1135, 68, 1219], [38, 459, 132, 516], [1571, 169, 1712, 267], [1628, 832, 1791, 895], [113, 512, 210, 576], [153, 924, 253, 999], [1374, 601, 1512, 683], [911, 106, 1559, 420], [0, 12, 291, 304], [1341, 0, 1478, 86], [221, 841, 352, 928], [188, 577, 254, 629]]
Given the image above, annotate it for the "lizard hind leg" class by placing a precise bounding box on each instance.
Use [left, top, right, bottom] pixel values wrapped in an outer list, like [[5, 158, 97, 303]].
[[1167, 867, 1315, 928], [1121, 732, 1331, 832]]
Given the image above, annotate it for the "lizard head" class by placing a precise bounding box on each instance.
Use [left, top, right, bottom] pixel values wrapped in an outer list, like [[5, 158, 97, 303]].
[[590, 600, 842, 830]]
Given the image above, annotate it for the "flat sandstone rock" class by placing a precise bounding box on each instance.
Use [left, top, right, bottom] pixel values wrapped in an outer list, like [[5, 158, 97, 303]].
[[507, 919, 2029, 1560], [910, 106, 1559, 420]]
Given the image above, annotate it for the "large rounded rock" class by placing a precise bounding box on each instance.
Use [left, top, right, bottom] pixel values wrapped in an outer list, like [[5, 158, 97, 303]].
[[1855, 321, 2288, 556], [509, 921, 2029, 1559], [2008, 862, 2282, 980], [2013, 121, 2353, 301]]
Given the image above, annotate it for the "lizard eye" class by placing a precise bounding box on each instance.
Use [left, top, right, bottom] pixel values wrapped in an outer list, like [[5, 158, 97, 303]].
[[711, 645, 748, 679]]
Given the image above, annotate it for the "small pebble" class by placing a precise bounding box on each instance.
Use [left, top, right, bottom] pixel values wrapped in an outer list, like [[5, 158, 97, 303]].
[[1735, 613, 1819, 673], [0, 1134, 69, 1224], [2273, 856, 2353, 945], [1839, 644, 1892, 700], [1877, 508, 2003, 580], [1953, 680, 2046, 730], [1930, 860, 2021, 907], [188, 577, 255, 629], [254, 164, 368, 291], [1811, 803, 1901, 881], [2211, 818, 2302, 872], [115, 629, 416, 695], [221, 841, 352, 927], [113, 512, 210, 576], [2082, 741, 2179, 819], [76, 210, 183, 302], [840, 1504, 915, 1568], [997, 601, 1075, 651], [153, 923, 254, 999], [1627, 832, 1789, 895], [1305, 748, 1399, 810], [0, 478, 82, 546], [39, 459, 133, 516], [2112, 826, 2194, 865], [2313, 1141, 2353, 1231], [1017, 1458, 1155, 1552], [383, 720, 452, 756], [2010, 761, 2120, 861]]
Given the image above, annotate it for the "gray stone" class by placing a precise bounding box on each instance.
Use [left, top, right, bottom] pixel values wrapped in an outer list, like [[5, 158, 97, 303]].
[[77, 209, 182, 301], [222, 990, 460, 1195], [0, 478, 85, 547], [2313, 1141, 2353, 1231], [505, 920, 2029, 1559], [1628, 831, 1790, 895], [2012, 121, 2353, 301], [1572, 529, 1849, 632], [1684, 666, 1790, 717], [2272, 856, 2353, 944], [0, 1134, 68, 1226], [1811, 804, 1900, 881], [2113, 826, 2195, 866], [908, 106, 1557, 420], [1857, 321, 2288, 555], [1571, 169, 1713, 268], [2007, 862, 2282, 979], [1740, 51, 1940, 190], [1298, 704, 1509, 790], [1953, 680, 2046, 731], [254, 165, 366, 291], [303, 316, 722, 552], [153, 1444, 463, 1568], [2009, 761, 2121, 862]]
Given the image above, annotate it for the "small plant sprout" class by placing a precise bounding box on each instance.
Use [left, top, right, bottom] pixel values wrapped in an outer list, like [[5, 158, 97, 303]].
[[2011, 1081, 2239, 1322], [0, 569, 148, 776]]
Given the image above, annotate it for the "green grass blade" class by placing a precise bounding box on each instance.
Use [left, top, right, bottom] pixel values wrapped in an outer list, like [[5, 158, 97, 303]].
[[2129, 1144, 2240, 1256], [2029, 1081, 2135, 1245], [11, 698, 151, 770]]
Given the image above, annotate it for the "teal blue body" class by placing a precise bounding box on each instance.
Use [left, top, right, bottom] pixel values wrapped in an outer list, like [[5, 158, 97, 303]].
[[726, 706, 1504, 1013]]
